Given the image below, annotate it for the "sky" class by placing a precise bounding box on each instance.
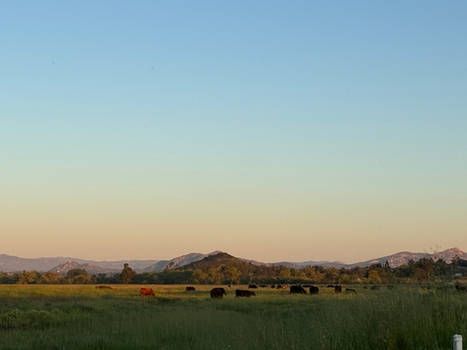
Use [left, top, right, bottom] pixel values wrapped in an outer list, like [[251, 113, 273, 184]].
[[1, 1, 466, 263]]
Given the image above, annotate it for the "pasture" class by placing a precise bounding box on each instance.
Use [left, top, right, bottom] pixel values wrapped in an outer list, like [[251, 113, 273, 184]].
[[0, 284, 466, 349]]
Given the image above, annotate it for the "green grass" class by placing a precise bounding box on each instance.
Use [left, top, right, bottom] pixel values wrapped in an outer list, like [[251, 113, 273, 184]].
[[0, 284, 465, 349]]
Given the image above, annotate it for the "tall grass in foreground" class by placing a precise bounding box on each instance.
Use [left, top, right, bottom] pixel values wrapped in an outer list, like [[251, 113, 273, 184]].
[[0, 285, 465, 349]]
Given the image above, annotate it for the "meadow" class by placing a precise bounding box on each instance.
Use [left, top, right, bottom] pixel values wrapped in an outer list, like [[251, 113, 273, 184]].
[[0, 284, 466, 350]]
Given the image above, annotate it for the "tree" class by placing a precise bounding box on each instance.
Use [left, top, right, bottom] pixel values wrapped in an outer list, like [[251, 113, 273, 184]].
[[120, 263, 136, 284], [40, 272, 63, 284], [368, 270, 382, 284], [224, 266, 241, 284], [18, 271, 41, 284], [192, 269, 209, 284], [66, 269, 93, 284]]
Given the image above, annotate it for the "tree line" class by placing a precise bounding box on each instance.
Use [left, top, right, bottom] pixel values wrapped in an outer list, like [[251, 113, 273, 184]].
[[0, 258, 465, 285]]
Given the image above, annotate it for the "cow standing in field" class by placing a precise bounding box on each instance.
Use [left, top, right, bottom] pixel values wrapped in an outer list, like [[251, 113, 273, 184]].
[[185, 286, 196, 291], [455, 284, 467, 292], [334, 285, 342, 293], [290, 285, 307, 294], [210, 288, 226, 298], [236, 289, 256, 297], [140, 288, 155, 296], [248, 284, 258, 289], [309, 286, 319, 294], [95, 285, 112, 289]]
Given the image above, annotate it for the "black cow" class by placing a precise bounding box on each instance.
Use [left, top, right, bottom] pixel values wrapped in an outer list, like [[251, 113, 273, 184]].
[[248, 284, 258, 289], [370, 285, 381, 291], [210, 288, 226, 298], [345, 288, 357, 294], [309, 286, 319, 294], [290, 285, 307, 294], [236, 289, 256, 297], [327, 284, 334, 288], [334, 285, 342, 293], [270, 285, 276, 288], [456, 284, 467, 292], [185, 286, 196, 291], [276, 284, 282, 289]]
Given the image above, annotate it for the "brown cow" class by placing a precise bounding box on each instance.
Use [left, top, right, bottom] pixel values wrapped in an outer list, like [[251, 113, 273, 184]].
[[236, 289, 256, 297], [140, 288, 155, 296], [95, 285, 112, 289], [210, 288, 226, 298], [185, 286, 196, 291], [334, 285, 342, 293]]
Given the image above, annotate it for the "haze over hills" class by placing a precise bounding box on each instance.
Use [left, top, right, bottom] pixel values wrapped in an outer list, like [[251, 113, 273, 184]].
[[0, 248, 466, 274], [0, 254, 158, 274], [143, 251, 223, 272]]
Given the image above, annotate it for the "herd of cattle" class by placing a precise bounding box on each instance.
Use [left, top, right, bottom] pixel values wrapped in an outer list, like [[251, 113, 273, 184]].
[[138, 284, 363, 298], [95, 283, 467, 297]]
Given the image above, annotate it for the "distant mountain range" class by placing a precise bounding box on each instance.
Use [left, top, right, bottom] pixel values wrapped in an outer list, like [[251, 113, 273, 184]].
[[0, 248, 465, 274]]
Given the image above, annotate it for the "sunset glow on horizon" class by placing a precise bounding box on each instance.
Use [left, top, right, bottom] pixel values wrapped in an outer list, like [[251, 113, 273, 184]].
[[2, 1, 466, 262]]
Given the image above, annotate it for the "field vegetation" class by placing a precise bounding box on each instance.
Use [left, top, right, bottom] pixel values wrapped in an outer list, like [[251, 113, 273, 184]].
[[0, 284, 466, 349]]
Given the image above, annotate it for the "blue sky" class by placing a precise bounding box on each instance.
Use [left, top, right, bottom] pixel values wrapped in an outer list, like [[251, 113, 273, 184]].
[[1, 1, 466, 261]]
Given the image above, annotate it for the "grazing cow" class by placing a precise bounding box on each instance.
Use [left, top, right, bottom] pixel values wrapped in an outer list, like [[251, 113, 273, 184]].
[[334, 285, 342, 293], [210, 288, 226, 298], [95, 285, 112, 289], [370, 285, 381, 291], [309, 286, 319, 294], [236, 289, 256, 297], [140, 288, 155, 296], [345, 288, 357, 294], [455, 284, 467, 292], [290, 285, 307, 294], [185, 286, 196, 291], [248, 284, 258, 289]]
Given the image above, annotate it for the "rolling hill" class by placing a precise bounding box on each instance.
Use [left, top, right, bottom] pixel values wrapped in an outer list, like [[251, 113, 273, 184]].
[[1, 248, 466, 273]]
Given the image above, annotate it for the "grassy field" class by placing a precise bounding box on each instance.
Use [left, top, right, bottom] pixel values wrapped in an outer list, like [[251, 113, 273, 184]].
[[0, 284, 466, 349]]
